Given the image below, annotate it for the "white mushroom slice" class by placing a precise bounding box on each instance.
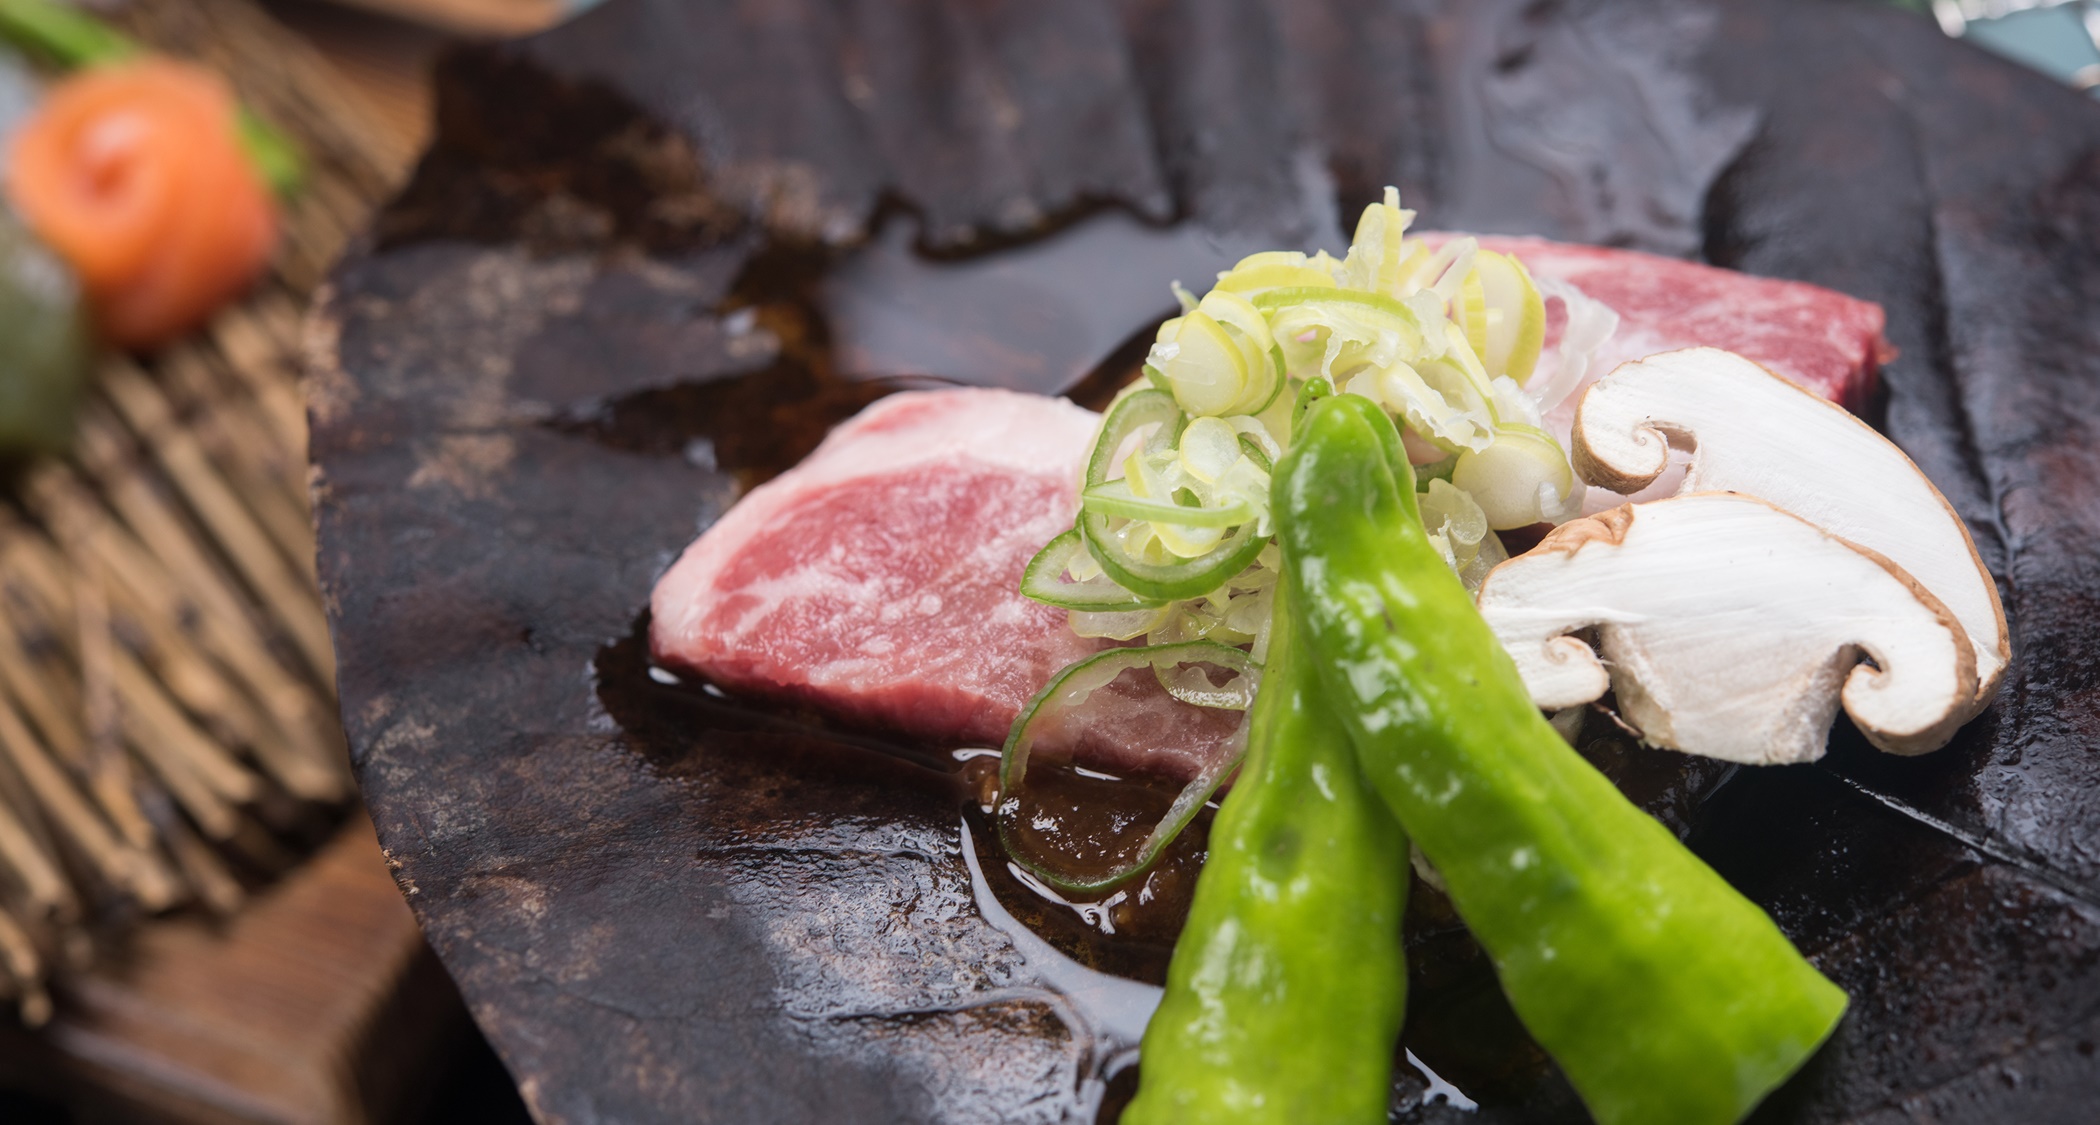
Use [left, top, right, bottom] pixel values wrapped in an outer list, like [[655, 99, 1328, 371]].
[[1571, 346, 2007, 714], [1476, 493, 1977, 764]]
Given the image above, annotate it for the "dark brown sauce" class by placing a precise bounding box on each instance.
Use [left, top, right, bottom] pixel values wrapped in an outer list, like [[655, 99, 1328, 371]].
[[595, 610, 1208, 990], [971, 758, 1210, 973]]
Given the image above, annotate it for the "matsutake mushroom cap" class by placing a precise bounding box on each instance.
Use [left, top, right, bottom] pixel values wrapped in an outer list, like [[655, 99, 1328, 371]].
[[1570, 347, 2008, 715], [1476, 493, 1977, 765]]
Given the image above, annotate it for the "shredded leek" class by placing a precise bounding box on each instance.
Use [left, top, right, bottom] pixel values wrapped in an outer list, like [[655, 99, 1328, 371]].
[[1044, 187, 1610, 617], [1008, 184, 1621, 886]]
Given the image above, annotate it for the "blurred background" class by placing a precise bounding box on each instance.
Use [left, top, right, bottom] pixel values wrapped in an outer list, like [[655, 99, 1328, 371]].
[[0, 0, 2082, 1123]]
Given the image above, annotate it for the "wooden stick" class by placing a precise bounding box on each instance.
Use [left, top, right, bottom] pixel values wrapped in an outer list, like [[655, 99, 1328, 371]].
[[79, 567, 255, 846], [0, 523, 175, 858], [0, 594, 89, 766], [0, 725, 61, 839], [284, 189, 353, 276], [191, 343, 311, 507], [161, 815, 243, 916], [0, 796, 75, 924], [71, 412, 264, 643], [114, 589, 274, 756], [0, 559, 212, 915], [114, 561, 344, 803], [24, 471, 348, 801], [0, 531, 76, 626], [0, 682, 170, 906], [0, 606, 159, 854], [0, 907, 51, 1026], [96, 361, 337, 682], [251, 287, 313, 360], [120, 726, 238, 844], [39, 493, 274, 758], [270, 221, 331, 294], [108, 642, 261, 810], [163, 339, 297, 473], [157, 345, 315, 575], [207, 305, 310, 456]]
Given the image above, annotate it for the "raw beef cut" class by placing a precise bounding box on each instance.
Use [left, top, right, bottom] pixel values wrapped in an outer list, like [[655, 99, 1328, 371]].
[[1449, 234, 1889, 408], [651, 389, 1102, 749], [652, 387, 1243, 778], [651, 241, 1892, 778]]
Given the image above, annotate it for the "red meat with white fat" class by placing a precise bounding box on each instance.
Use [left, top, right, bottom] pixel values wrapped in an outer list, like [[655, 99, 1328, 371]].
[[651, 389, 1101, 748]]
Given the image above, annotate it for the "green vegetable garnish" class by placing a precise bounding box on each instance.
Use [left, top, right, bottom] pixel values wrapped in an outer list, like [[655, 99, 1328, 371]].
[[0, 205, 87, 454], [1024, 187, 1563, 649], [1078, 509, 1267, 603], [1273, 393, 1848, 1125], [1123, 591, 1407, 1125], [1019, 528, 1161, 612]]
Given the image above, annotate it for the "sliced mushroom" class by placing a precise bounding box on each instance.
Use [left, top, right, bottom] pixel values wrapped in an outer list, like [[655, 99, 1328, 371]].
[[1571, 346, 2007, 714], [1476, 493, 1977, 764]]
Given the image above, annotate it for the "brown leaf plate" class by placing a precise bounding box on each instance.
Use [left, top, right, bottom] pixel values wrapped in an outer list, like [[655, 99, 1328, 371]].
[[309, 0, 2100, 1120]]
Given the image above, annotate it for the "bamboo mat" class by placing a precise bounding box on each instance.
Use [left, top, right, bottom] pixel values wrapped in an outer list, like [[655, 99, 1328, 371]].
[[0, 0, 420, 1023]]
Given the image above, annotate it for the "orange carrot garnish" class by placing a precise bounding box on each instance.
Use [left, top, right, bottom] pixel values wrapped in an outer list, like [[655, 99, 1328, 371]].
[[6, 59, 277, 349]]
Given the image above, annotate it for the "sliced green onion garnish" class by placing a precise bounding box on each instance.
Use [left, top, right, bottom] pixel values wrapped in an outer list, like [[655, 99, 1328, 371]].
[[1176, 416, 1243, 484], [1244, 343, 1288, 415], [1451, 422, 1578, 530], [1365, 356, 1495, 454], [998, 641, 1258, 895], [1213, 250, 1339, 295], [1070, 606, 1169, 640], [1082, 479, 1255, 528], [1021, 528, 1163, 611], [1237, 433, 1273, 472], [1085, 388, 1182, 489], [1335, 186, 1417, 295], [1081, 509, 1267, 602], [1473, 250, 1547, 384], [1413, 453, 1458, 488], [1265, 288, 1433, 389], [1159, 310, 1249, 417], [1418, 477, 1491, 571], [1252, 285, 1423, 318]]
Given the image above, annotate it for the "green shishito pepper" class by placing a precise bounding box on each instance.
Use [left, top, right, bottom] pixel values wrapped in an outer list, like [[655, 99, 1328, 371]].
[[1273, 393, 1846, 1125], [1124, 586, 1409, 1125]]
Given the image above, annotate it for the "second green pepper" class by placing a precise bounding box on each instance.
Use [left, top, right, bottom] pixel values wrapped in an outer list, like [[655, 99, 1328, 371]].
[[1124, 582, 1410, 1125], [1274, 393, 1846, 1125]]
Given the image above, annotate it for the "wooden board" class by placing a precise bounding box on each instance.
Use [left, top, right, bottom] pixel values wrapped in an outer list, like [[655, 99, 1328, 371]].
[[310, 0, 2100, 1121], [0, 817, 467, 1125]]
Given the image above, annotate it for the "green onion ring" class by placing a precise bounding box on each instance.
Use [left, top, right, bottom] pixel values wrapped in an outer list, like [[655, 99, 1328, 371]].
[[997, 641, 1259, 896]]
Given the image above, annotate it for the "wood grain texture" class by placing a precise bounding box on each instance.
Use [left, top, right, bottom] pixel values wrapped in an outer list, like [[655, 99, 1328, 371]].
[[0, 817, 465, 1125], [311, 0, 2100, 1120]]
